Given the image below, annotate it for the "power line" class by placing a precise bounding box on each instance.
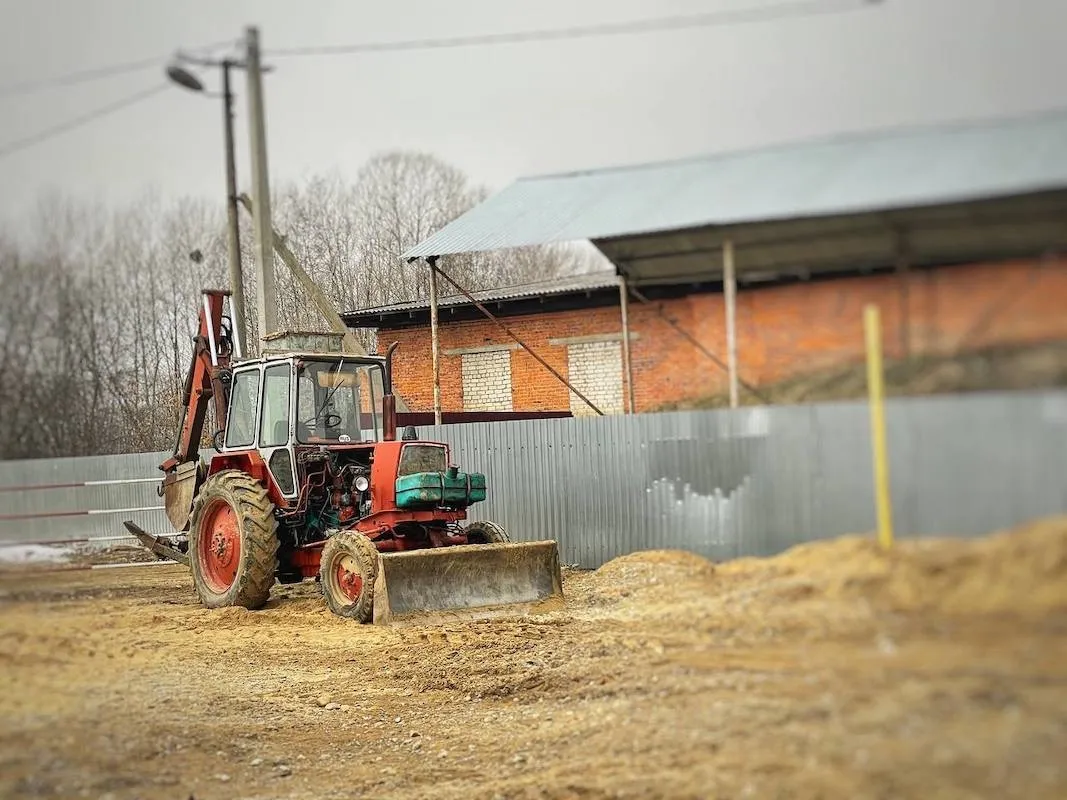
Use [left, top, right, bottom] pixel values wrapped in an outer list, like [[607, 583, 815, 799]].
[[0, 84, 169, 161], [0, 2, 883, 161], [0, 56, 163, 99], [268, 0, 879, 57], [0, 39, 238, 99]]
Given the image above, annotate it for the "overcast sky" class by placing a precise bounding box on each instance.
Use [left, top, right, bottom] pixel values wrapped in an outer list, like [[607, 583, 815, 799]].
[[0, 0, 1064, 225]]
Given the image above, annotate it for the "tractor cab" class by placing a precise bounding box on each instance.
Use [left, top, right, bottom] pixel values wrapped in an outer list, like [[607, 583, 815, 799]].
[[219, 353, 391, 502], [223, 354, 389, 447]]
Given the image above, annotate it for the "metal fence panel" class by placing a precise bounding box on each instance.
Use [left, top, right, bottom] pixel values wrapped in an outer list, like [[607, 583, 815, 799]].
[[0, 451, 172, 547], [424, 389, 1067, 566], [2, 390, 1065, 567]]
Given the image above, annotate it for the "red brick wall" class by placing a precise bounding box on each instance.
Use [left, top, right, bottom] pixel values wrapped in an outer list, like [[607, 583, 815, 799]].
[[378, 258, 1067, 412]]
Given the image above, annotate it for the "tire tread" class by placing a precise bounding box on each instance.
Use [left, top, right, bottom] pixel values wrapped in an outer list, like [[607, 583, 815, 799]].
[[189, 469, 279, 610]]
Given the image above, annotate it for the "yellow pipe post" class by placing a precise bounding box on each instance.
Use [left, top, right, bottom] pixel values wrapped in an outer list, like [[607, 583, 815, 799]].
[[864, 304, 895, 550]]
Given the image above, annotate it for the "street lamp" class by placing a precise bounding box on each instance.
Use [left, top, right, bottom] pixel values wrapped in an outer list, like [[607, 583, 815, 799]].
[[165, 65, 205, 93], [166, 57, 247, 354]]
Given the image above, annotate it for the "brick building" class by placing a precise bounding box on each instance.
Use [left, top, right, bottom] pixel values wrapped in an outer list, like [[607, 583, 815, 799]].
[[345, 110, 1067, 414], [344, 258, 1067, 415]]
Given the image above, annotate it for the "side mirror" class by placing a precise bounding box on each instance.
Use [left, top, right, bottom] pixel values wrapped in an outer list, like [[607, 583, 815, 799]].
[[401, 425, 418, 441]]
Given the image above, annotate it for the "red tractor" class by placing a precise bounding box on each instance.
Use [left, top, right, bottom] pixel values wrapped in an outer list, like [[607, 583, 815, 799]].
[[127, 289, 561, 623]]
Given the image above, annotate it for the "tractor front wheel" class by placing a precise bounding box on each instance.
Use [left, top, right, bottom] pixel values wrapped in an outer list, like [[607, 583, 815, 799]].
[[464, 520, 510, 545], [188, 470, 279, 609], [319, 530, 379, 623]]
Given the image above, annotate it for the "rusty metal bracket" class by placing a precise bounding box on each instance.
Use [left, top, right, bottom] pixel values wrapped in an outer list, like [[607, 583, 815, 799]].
[[123, 521, 190, 567]]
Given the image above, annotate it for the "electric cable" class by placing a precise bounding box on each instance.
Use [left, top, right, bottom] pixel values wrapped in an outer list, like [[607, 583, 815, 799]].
[[269, 0, 879, 57], [0, 83, 169, 161], [0, 38, 238, 98], [0, 3, 884, 160]]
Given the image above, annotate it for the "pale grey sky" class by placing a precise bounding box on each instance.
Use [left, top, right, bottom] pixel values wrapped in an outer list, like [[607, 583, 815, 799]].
[[0, 0, 1063, 225]]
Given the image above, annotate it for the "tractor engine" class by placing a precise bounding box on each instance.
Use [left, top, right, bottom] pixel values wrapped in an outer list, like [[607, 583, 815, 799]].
[[329, 462, 372, 525], [286, 451, 372, 546]]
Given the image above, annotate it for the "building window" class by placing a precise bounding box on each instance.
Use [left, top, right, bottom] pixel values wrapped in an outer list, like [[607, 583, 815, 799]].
[[567, 341, 623, 416], [461, 350, 513, 411]]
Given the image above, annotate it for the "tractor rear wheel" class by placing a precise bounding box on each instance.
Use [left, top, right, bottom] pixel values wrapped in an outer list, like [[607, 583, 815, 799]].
[[319, 530, 379, 622], [464, 520, 510, 544], [188, 469, 279, 610]]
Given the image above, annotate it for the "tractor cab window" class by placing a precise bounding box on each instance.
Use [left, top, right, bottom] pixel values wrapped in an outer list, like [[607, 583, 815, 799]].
[[225, 369, 260, 449], [259, 363, 292, 448], [296, 360, 384, 444]]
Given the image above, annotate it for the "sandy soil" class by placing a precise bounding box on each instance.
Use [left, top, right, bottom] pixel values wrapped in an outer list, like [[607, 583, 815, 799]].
[[2, 518, 1067, 800]]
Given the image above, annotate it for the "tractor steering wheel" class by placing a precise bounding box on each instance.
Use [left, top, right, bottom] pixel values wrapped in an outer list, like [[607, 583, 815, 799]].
[[302, 412, 342, 431]]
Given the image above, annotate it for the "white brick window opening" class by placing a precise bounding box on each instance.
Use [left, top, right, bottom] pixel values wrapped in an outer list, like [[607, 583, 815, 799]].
[[567, 341, 623, 416], [461, 350, 513, 411]]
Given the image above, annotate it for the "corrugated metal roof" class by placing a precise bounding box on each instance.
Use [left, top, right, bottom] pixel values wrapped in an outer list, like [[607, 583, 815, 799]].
[[403, 109, 1067, 259], [344, 271, 619, 319]]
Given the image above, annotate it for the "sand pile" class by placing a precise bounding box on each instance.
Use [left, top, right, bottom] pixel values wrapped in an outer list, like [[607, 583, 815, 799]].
[[727, 515, 1067, 615], [579, 516, 1067, 626], [564, 549, 716, 618]]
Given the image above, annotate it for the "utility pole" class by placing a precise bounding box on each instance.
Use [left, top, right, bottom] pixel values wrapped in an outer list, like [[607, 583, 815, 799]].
[[236, 193, 411, 412], [220, 61, 247, 347], [245, 25, 278, 342]]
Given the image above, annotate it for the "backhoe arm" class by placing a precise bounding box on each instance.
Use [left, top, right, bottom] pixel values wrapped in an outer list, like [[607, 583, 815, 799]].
[[160, 290, 234, 474]]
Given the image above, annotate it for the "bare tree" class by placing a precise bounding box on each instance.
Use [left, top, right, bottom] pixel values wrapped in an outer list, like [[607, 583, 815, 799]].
[[268, 152, 596, 325], [0, 150, 598, 458]]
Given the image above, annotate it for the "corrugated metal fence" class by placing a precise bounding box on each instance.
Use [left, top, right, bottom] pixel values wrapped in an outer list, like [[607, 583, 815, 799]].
[[0, 451, 173, 547], [2, 390, 1066, 567]]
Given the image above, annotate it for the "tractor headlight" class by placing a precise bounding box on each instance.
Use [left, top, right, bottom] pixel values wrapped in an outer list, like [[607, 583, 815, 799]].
[[354, 475, 370, 493]]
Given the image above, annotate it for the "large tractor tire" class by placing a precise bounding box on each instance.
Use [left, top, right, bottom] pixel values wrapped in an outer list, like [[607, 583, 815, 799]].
[[319, 530, 379, 623], [188, 469, 279, 610], [464, 520, 511, 545]]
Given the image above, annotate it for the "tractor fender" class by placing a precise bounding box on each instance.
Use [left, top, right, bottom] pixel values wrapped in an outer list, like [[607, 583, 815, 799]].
[[207, 449, 289, 509]]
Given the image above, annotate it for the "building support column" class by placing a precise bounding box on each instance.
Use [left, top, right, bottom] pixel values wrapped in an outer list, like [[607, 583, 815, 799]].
[[618, 274, 636, 414], [426, 256, 443, 426], [723, 238, 739, 409], [895, 232, 911, 359]]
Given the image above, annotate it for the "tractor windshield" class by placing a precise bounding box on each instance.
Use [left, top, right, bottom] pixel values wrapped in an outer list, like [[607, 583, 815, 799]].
[[296, 360, 386, 444]]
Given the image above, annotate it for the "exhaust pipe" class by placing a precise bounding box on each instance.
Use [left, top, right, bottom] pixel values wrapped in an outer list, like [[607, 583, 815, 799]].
[[382, 341, 400, 441], [382, 394, 397, 442]]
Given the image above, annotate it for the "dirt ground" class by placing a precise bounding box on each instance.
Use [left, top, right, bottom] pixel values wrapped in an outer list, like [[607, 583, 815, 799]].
[[2, 519, 1067, 800]]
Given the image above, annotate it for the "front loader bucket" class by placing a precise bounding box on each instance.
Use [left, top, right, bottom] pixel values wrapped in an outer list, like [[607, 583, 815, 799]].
[[372, 540, 564, 625]]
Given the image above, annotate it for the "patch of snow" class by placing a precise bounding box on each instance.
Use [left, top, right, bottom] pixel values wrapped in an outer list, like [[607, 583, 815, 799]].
[[0, 544, 72, 563]]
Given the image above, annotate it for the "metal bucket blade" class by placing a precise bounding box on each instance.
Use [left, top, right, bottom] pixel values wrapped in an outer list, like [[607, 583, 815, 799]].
[[163, 460, 200, 532], [372, 540, 563, 624], [123, 521, 190, 566]]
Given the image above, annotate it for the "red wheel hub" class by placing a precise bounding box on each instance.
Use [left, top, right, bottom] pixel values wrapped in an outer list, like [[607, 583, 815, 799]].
[[335, 556, 363, 602], [198, 499, 241, 593]]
